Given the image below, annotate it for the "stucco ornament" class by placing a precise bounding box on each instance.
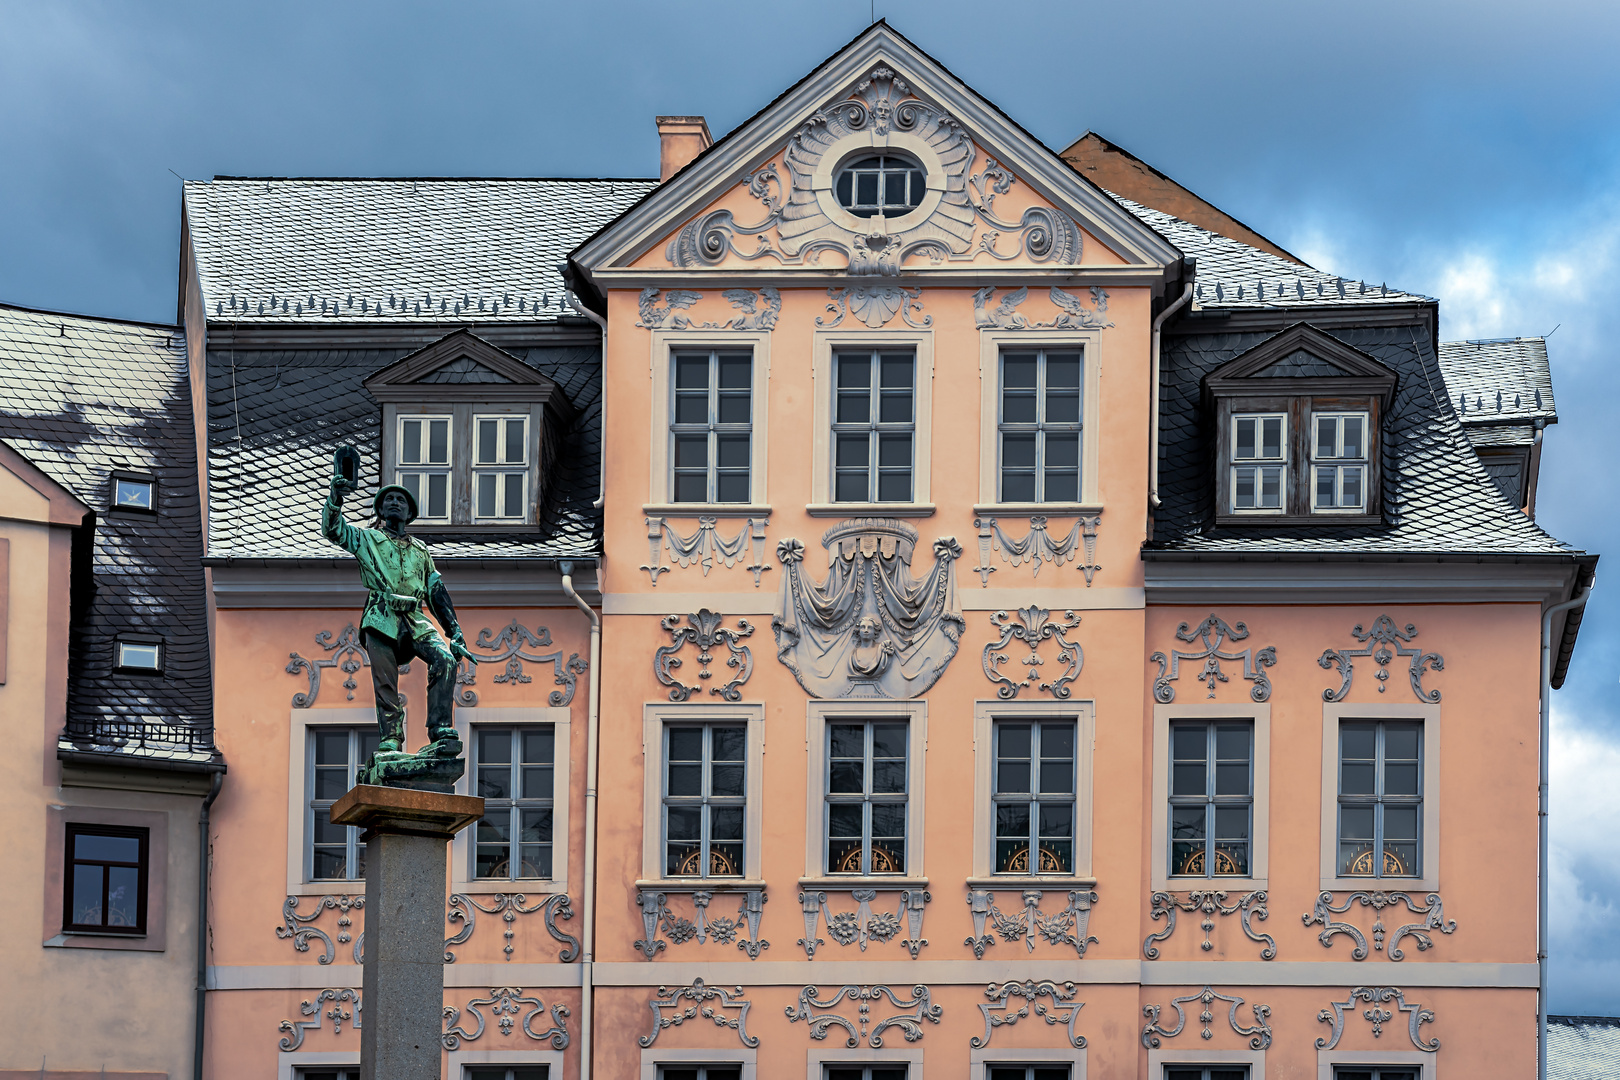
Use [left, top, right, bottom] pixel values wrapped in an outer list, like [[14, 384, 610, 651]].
[[441, 987, 569, 1050], [1302, 891, 1455, 961], [785, 983, 943, 1047], [634, 287, 781, 330], [982, 606, 1084, 700], [653, 610, 755, 702], [817, 285, 931, 329], [772, 520, 964, 699], [1319, 615, 1445, 702], [1151, 615, 1276, 703], [973, 285, 1113, 329], [443, 892, 580, 964], [973, 514, 1102, 586], [1316, 987, 1439, 1051], [641, 515, 772, 587], [1142, 986, 1272, 1050], [973, 980, 1086, 1050], [278, 988, 361, 1051], [1143, 890, 1276, 961], [965, 888, 1098, 959], [638, 979, 759, 1049]]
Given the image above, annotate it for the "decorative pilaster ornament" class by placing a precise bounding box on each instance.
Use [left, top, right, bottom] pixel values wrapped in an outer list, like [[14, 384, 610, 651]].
[[972, 286, 1113, 329], [973, 980, 1086, 1050], [1316, 987, 1439, 1051], [1141, 986, 1272, 1050], [817, 286, 932, 329], [982, 607, 1084, 699], [797, 889, 930, 959], [441, 988, 570, 1050], [1151, 615, 1276, 703], [773, 520, 964, 699], [972, 514, 1102, 586], [1319, 615, 1444, 702], [964, 889, 1099, 959], [633, 287, 782, 330], [286, 625, 375, 706], [653, 610, 755, 702], [443, 893, 580, 964], [1302, 892, 1455, 961], [641, 515, 772, 587], [278, 988, 361, 1051], [630, 888, 770, 959], [1143, 891, 1276, 961], [639, 979, 759, 1049], [276, 894, 363, 965], [785, 984, 943, 1047], [454, 621, 587, 707]]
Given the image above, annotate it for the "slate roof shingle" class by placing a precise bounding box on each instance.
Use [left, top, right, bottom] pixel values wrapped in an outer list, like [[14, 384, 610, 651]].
[[1437, 336, 1558, 432], [1549, 1016, 1620, 1080]]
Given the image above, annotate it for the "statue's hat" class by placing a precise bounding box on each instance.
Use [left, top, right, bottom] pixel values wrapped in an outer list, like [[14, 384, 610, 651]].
[[372, 484, 419, 523]]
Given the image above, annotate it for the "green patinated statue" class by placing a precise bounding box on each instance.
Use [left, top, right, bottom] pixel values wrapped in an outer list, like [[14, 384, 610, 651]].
[[323, 450, 477, 791]]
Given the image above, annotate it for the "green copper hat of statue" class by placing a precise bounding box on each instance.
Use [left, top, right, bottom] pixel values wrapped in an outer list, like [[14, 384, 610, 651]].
[[322, 445, 478, 791]]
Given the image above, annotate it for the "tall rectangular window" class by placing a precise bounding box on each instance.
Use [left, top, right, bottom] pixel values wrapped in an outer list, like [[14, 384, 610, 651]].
[[1312, 411, 1369, 512], [474, 727, 555, 880], [999, 349, 1082, 503], [63, 824, 148, 934], [466, 1069, 550, 1080], [309, 727, 381, 880], [1165, 1069, 1248, 1080], [663, 723, 747, 878], [833, 350, 915, 503], [473, 414, 528, 520], [826, 1068, 907, 1080], [1338, 720, 1422, 878], [671, 350, 752, 503], [993, 720, 1076, 875], [1229, 413, 1286, 512], [826, 720, 908, 874], [989, 1069, 1070, 1080], [1333, 1070, 1418, 1080], [658, 1066, 740, 1080], [1169, 720, 1252, 878], [397, 414, 453, 522]]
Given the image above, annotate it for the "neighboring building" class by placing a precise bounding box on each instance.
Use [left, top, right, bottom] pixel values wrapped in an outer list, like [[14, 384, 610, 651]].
[[1548, 1016, 1620, 1079], [0, 303, 220, 1078], [1436, 336, 1558, 514]]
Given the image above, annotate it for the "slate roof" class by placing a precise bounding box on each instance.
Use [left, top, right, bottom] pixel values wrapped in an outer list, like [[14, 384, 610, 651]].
[[1549, 1016, 1620, 1079], [182, 177, 657, 323], [1438, 336, 1557, 436], [0, 303, 214, 761]]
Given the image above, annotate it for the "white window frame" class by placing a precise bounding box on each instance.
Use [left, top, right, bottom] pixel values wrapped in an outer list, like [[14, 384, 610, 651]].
[[1316, 1051, 1434, 1080], [810, 329, 934, 516], [471, 412, 530, 523], [1310, 410, 1370, 514], [396, 412, 455, 523], [1148, 1048, 1264, 1080], [1151, 704, 1271, 892], [641, 703, 766, 885], [803, 701, 928, 884], [287, 707, 379, 896], [808, 1049, 924, 1080], [971, 1045, 1086, 1080], [971, 700, 1095, 884], [450, 1048, 566, 1080], [277, 1052, 359, 1080], [641, 1049, 758, 1080], [1228, 411, 1288, 515], [976, 328, 1103, 513], [451, 707, 572, 896], [1321, 702, 1440, 892], [646, 330, 771, 514]]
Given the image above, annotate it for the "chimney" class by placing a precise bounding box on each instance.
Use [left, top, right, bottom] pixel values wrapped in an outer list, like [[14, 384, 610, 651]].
[[656, 116, 713, 182]]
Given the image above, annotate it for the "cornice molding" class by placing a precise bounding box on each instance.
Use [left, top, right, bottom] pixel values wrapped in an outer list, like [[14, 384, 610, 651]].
[[208, 560, 600, 609], [1142, 555, 1587, 605]]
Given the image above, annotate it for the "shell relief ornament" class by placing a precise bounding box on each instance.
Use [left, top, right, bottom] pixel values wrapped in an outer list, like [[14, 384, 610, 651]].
[[772, 519, 964, 699]]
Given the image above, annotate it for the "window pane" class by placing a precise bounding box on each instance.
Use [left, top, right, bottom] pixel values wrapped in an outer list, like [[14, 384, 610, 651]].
[[1047, 352, 1080, 386], [1317, 415, 1336, 458], [521, 765, 552, 799], [1386, 723, 1421, 760], [1234, 466, 1255, 508], [673, 473, 707, 503], [717, 392, 750, 425], [879, 353, 913, 389], [478, 419, 498, 464], [1235, 417, 1256, 459], [675, 354, 709, 389], [1047, 390, 1080, 424], [1045, 434, 1079, 468], [521, 807, 552, 844], [1384, 805, 1420, 841], [1039, 758, 1072, 794], [1261, 416, 1282, 458], [477, 472, 497, 517], [1341, 465, 1363, 508], [835, 434, 869, 469], [1343, 415, 1363, 458], [716, 434, 749, 468], [1385, 762, 1420, 796], [428, 419, 448, 463], [115, 479, 153, 508], [505, 418, 525, 463], [878, 389, 912, 424], [857, 171, 879, 205], [1003, 391, 1037, 424], [75, 832, 141, 861], [1040, 803, 1073, 839], [1003, 434, 1036, 470], [1259, 466, 1281, 508], [673, 436, 709, 469], [1004, 352, 1037, 388], [1317, 466, 1337, 507], [70, 863, 104, 924], [711, 763, 745, 798], [876, 467, 910, 502], [837, 354, 871, 388], [503, 473, 523, 518], [426, 473, 447, 519], [877, 434, 910, 468], [401, 419, 422, 463], [872, 723, 907, 760], [674, 390, 709, 425]]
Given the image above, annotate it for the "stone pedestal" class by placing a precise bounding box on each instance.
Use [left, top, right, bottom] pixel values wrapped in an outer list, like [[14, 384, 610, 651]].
[[331, 784, 484, 1080]]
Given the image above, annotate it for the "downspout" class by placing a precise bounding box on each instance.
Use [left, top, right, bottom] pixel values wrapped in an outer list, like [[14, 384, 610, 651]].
[[559, 562, 602, 1080], [1525, 420, 1546, 518], [564, 287, 610, 510], [193, 768, 224, 1080], [1149, 282, 1195, 510], [1539, 577, 1592, 1080]]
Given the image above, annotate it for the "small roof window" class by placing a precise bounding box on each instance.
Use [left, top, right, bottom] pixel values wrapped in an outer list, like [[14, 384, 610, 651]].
[[112, 476, 155, 513], [835, 154, 925, 218], [115, 639, 163, 674]]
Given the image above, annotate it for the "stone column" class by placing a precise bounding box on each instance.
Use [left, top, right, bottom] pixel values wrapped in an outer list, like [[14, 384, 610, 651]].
[[331, 784, 484, 1080]]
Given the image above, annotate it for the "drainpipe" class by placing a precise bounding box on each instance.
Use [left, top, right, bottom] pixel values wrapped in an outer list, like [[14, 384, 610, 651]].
[[1149, 282, 1195, 509], [1525, 420, 1546, 518], [1539, 576, 1592, 1080], [563, 286, 610, 510], [558, 561, 602, 1080], [193, 768, 224, 1080]]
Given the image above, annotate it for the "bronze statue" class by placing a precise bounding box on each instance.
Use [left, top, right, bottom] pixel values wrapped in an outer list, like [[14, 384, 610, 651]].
[[323, 448, 477, 790]]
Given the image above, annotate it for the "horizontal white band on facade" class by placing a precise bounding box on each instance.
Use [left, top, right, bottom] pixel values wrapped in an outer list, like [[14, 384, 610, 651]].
[[1143, 558, 1582, 605], [603, 586, 1146, 616], [208, 959, 1537, 992]]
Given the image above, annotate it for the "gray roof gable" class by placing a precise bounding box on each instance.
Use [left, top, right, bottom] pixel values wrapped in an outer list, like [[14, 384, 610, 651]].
[[1438, 336, 1557, 425]]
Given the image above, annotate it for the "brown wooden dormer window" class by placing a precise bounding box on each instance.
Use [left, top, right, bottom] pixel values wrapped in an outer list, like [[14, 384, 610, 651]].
[[1206, 324, 1396, 526]]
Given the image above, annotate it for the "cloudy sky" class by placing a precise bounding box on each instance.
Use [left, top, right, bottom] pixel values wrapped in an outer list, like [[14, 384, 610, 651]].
[[3, 0, 1616, 1009]]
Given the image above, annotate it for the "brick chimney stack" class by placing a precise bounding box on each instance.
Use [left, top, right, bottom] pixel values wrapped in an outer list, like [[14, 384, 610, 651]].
[[656, 116, 713, 182]]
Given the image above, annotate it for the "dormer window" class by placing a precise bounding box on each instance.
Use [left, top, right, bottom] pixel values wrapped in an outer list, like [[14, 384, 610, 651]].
[[1311, 412, 1369, 512], [1230, 413, 1286, 512], [111, 474, 155, 513]]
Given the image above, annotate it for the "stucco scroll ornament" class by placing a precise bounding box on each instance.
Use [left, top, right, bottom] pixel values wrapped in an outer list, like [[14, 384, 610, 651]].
[[278, 988, 361, 1051], [973, 980, 1086, 1050], [972, 286, 1113, 330], [277, 894, 363, 965], [773, 521, 964, 700], [642, 515, 772, 587], [654, 610, 755, 702], [634, 888, 770, 959], [639, 979, 759, 1049], [1151, 615, 1276, 703], [973, 514, 1101, 586], [1143, 890, 1276, 961], [786, 984, 943, 1047], [798, 888, 930, 959], [817, 286, 932, 329], [287, 624, 403, 707], [444, 893, 580, 963], [982, 607, 1083, 700], [1142, 986, 1272, 1050], [634, 287, 783, 330], [454, 620, 587, 707], [1316, 987, 1439, 1051], [1319, 615, 1444, 703], [1302, 891, 1455, 961], [965, 889, 1099, 959], [442, 987, 569, 1050]]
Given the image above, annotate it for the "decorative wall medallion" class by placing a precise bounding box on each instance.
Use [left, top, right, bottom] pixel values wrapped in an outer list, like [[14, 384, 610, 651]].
[[653, 610, 755, 702], [444, 893, 580, 964], [1143, 891, 1275, 961], [1151, 615, 1276, 703], [973, 515, 1101, 585], [973, 980, 1086, 1050], [278, 988, 360, 1051], [442, 987, 570, 1049], [639, 979, 759, 1049], [1319, 616, 1444, 703], [785, 984, 943, 1047], [286, 625, 379, 706], [796, 888, 929, 960], [1302, 892, 1455, 961], [773, 520, 963, 700], [982, 607, 1083, 700], [634, 287, 781, 330], [972, 285, 1113, 329], [632, 888, 770, 959], [641, 515, 772, 587], [817, 286, 931, 329], [277, 894, 363, 965], [455, 621, 587, 707], [1316, 987, 1438, 1051], [1142, 986, 1272, 1050], [965, 889, 1098, 959]]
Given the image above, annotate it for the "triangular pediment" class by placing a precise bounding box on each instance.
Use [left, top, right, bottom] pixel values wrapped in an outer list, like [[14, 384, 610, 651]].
[[570, 22, 1182, 288], [364, 330, 559, 404], [1205, 324, 1397, 403]]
